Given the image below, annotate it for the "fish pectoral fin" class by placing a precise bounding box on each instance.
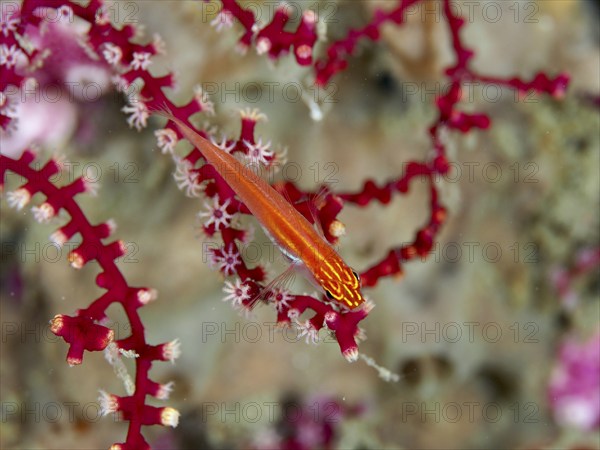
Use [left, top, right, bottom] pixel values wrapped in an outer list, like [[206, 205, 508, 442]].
[[248, 262, 300, 308]]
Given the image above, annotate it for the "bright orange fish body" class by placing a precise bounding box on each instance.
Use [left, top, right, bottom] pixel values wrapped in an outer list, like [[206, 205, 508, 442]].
[[166, 115, 364, 309]]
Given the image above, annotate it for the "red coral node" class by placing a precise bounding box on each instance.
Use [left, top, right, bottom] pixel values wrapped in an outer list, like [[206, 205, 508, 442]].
[[50, 314, 114, 366]]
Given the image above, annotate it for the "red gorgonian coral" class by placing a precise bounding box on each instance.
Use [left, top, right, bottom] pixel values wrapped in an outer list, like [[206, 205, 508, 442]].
[[1, 0, 569, 448]]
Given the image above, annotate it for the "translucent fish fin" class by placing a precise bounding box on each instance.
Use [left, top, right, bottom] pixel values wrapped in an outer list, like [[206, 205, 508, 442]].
[[307, 184, 330, 241], [272, 182, 329, 241], [248, 262, 299, 309], [273, 181, 295, 206], [147, 101, 174, 119]]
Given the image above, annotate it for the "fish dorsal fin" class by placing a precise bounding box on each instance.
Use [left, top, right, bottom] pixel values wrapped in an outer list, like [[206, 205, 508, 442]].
[[307, 184, 331, 242], [272, 181, 330, 242], [272, 181, 327, 241]]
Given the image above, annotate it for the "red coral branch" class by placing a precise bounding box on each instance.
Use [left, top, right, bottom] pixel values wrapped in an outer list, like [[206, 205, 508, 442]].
[[311, 0, 569, 287], [314, 0, 421, 86], [1, 151, 178, 449], [211, 0, 318, 65]]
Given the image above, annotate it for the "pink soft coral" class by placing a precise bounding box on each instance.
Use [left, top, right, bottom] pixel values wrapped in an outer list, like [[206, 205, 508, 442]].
[[549, 332, 600, 431]]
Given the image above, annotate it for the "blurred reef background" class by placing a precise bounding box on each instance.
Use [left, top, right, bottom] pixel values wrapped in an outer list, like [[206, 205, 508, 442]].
[[1, 1, 598, 449]]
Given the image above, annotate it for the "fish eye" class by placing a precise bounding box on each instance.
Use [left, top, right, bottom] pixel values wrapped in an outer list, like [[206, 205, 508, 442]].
[[352, 271, 361, 283], [324, 289, 334, 300]]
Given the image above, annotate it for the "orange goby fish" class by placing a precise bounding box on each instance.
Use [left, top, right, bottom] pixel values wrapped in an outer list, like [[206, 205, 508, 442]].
[[163, 113, 364, 309]]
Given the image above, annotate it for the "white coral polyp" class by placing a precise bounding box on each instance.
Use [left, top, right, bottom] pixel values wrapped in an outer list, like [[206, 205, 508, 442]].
[[130, 52, 153, 71], [50, 230, 68, 247], [156, 381, 175, 400], [98, 390, 119, 416], [210, 134, 235, 153], [68, 250, 85, 270], [152, 33, 166, 55], [211, 10, 234, 32], [102, 43, 122, 66], [295, 44, 312, 61], [6, 188, 31, 210], [173, 159, 203, 197], [0, 15, 19, 37], [362, 299, 376, 314], [32, 203, 55, 223], [223, 279, 252, 307], [239, 108, 267, 123], [56, 5, 74, 24], [137, 288, 158, 305], [270, 145, 288, 169], [162, 339, 181, 364], [323, 310, 338, 323], [160, 407, 180, 427], [155, 128, 179, 154], [81, 176, 100, 196], [95, 7, 110, 25], [256, 37, 272, 55], [198, 197, 234, 230], [243, 138, 273, 166], [122, 100, 149, 131], [343, 347, 359, 362], [287, 309, 300, 320], [302, 9, 318, 24], [0, 44, 24, 68], [297, 320, 320, 344], [270, 288, 293, 312], [215, 246, 241, 276], [193, 85, 215, 116]]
